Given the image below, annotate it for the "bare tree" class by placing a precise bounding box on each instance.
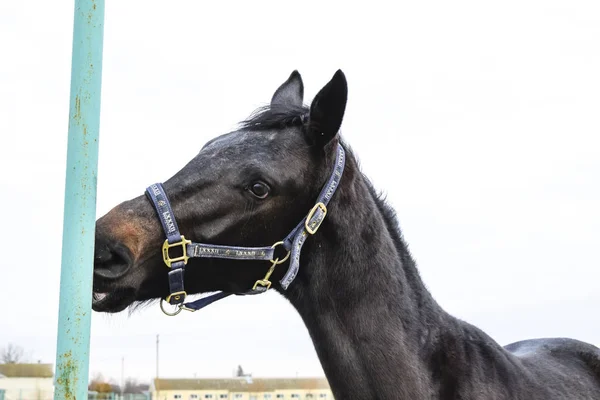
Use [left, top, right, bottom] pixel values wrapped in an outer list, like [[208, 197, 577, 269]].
[[123, 377, 149, 394], [236, 365, 245, 377], [1, 343, 24, 364], [89, 372, 113, 396]]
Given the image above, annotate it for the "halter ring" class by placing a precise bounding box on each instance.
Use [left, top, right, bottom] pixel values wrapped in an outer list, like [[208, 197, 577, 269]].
[[160, 299, 183, 316], [270, 241, 291, 265]]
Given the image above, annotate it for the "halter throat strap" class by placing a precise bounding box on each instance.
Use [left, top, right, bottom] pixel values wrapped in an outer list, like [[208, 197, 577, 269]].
[[145, 143, 346, 315]]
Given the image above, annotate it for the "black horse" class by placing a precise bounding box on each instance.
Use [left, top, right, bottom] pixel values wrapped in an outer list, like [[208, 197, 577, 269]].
[[93, 70, 600, 399]]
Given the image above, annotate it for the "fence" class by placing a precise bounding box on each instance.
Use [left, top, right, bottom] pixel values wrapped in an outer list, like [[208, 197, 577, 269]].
[[0, 389, 149, 400], [88, 393, 150, 400], [0, 388, 53, 400]]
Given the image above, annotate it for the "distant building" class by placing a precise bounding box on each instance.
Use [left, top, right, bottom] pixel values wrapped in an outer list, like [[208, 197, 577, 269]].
[[0, 363, 54, 400], [151, 377, 333, 400]]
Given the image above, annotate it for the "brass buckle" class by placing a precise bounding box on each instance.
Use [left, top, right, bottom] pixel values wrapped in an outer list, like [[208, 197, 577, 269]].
[[162, 236, 191, 268], [305, 202, 327, 235], [165, 290, 187, 304]]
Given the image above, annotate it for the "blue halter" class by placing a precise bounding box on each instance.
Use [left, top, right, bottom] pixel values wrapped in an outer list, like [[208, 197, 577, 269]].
[[145, 143, 346, 316]]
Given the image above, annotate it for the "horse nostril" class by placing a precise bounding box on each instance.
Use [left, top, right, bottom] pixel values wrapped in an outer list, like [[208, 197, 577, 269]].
[[94, 241, 133, 280], [95, 245, 114, 263]]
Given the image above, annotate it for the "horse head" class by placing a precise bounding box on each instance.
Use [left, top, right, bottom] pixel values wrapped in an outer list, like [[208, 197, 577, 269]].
[[92, 70, 348, 313]]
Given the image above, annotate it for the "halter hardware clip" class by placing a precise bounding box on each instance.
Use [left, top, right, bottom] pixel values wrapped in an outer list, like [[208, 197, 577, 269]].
[[252, 241, 291, 291], [253, 261, 277, 291]]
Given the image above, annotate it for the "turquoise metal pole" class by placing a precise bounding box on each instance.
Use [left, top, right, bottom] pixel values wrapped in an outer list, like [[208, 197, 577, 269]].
[[54, 0, 105, 399]]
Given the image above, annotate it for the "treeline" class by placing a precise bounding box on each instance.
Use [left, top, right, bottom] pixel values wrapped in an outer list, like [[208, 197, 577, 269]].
[[89, 373, 150, 396]]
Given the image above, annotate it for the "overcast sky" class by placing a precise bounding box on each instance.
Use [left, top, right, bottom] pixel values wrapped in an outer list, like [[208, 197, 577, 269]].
[[1, 0, 599, 386]]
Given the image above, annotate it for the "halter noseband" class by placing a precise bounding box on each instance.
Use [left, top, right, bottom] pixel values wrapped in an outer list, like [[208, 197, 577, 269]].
[[145, 143, 346, 316]]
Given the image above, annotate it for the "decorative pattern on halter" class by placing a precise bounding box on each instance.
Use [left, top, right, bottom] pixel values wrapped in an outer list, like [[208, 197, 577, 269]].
[[145, 143, 346, 316]]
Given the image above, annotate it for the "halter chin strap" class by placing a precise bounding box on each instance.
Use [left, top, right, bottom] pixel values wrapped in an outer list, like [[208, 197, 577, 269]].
[[145, 143, 346, 316]]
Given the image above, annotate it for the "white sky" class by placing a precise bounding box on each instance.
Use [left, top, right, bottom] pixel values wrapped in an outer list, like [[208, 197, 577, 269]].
[[1, 0, 599, 386]]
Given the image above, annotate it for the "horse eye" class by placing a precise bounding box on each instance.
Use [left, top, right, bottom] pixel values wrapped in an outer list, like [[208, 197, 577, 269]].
[[249, 182, 270, 199]]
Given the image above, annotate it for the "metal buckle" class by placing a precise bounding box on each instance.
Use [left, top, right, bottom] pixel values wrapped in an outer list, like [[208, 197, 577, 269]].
[[165, 290, 187, 304], [162, 236, 191, 267], [305, 202, 327, 235]]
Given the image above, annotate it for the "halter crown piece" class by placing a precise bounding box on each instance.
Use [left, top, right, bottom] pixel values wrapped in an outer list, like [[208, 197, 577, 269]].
[[145, 143, 346, 316]]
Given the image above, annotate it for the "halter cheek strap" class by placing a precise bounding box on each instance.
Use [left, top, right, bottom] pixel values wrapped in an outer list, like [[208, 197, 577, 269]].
[[145, 143, 346, 315], [280, 144, 345, 289], [145, 183, 188, 306]]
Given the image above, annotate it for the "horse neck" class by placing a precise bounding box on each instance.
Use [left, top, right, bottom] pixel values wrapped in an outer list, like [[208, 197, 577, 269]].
[[282, 150, 482, 399]]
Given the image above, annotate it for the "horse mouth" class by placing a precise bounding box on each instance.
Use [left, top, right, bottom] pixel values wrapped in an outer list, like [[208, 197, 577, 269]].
[[92, 288, 136, 313], [94, 292, 109, 302]]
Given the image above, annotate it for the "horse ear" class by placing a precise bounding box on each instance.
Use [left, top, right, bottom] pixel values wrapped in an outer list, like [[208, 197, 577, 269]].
[[271, 70, 304, 108], [307, 69, 348, 147]]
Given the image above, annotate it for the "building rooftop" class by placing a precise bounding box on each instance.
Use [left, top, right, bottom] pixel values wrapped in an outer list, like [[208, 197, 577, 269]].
[[0, 363, 53, 378], [153, 377, 330, 392]]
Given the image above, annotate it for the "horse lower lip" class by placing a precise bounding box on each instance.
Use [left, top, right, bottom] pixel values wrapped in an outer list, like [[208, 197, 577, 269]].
[[93, 292, 109, 301]]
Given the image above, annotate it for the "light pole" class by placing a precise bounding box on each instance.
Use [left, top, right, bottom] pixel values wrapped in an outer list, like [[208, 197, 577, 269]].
[[54, 0, 105, 399]]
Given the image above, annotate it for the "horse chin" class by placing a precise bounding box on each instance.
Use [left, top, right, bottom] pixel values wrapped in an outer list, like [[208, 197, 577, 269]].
[[92, 287, 136, 313]]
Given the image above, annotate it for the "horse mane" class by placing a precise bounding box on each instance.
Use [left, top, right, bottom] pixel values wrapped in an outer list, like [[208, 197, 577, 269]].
[[358, 155, 435, 310], [365, 180, 412, 258], [238, 104, 309, 131], [363, 177, 422, 274]]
